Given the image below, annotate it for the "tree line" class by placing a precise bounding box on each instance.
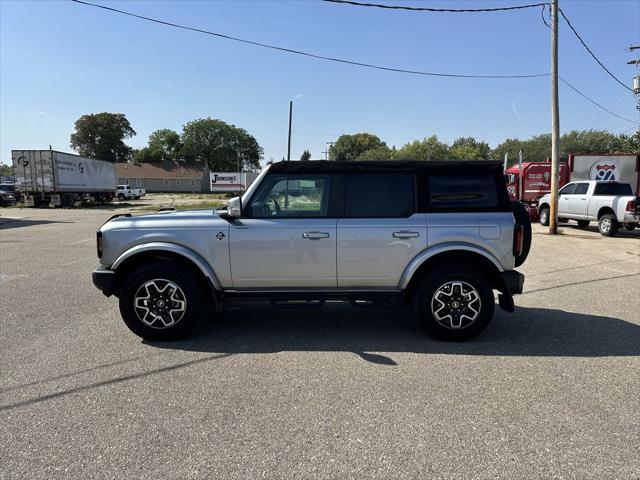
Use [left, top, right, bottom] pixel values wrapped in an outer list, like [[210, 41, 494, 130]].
[[328, 130, 639, 163], [67, 112, 638, 172], [69, 112, 263, 171]]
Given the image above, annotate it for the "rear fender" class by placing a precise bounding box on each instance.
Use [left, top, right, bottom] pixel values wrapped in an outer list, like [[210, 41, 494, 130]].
[[398, 243, 504, 290]]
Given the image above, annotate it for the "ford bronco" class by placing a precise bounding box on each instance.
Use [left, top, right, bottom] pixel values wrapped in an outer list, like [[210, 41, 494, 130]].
[[93, 161, 529, 341]]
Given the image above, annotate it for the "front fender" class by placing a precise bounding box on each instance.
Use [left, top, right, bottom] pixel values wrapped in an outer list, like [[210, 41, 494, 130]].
[[398, 242, 504, 290], [111, 242, 222, 291]]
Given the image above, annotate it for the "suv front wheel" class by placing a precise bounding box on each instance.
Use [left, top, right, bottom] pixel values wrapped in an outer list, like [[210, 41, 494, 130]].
[[413, 265, 495, 340], [118, 261, 203, 340]]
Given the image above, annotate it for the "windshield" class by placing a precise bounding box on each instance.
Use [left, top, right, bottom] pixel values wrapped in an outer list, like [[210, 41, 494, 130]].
[[593, 183, 633, 196]]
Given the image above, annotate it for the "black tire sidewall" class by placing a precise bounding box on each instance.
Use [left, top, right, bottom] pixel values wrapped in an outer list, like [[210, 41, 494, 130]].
[[598, 214, 618, 237], [539, 207, 550, 226], [118, 262, 202, 340], [413, 265, 495, 341]]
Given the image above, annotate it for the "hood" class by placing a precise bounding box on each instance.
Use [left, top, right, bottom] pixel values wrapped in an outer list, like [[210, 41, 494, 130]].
[[100, 208, 229, 232]]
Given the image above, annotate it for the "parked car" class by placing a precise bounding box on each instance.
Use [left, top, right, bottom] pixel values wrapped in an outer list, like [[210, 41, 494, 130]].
[[92, 161, 530, 341], [538, 181, 639, 236], [0, 186, 16, 206], [116, 184, 146, 201]]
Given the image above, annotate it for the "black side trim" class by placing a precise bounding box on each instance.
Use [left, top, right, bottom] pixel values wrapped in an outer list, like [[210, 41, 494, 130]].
[[501, 270, 524, 295], [92, 268, 115, 297]]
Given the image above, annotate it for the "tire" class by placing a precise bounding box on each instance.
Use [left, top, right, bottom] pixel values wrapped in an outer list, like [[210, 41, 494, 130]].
[[118, 261, 204, 340], [510, 201, 531, 268], [413, 265, 495, 341], [539, 206, 550, 226], [117, 193, 125, 201], [577, 220, 590, 228], [598, 214, 618, 237], [624, 223, 637, 231]]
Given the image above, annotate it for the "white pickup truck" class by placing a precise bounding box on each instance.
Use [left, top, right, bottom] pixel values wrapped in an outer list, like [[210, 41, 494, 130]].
[[116, 184, 146, 201], [538, 181, 639, 236]]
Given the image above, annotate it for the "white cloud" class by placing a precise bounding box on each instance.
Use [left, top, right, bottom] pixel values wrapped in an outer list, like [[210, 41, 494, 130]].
[[510, 100, 521, 121], [295, 94, 303, 99], [36, 111, 47, 116]]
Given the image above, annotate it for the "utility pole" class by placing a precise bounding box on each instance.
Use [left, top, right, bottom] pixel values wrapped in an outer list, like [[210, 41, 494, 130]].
[[287, 101, 293, 161], [326, 142, 334, 161], [549, 0, 560, 235], [628, 45, 640, 111]]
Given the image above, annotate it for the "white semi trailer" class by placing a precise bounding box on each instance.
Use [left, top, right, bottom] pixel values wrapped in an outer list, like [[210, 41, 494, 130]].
[[11, 150, 116, 207]]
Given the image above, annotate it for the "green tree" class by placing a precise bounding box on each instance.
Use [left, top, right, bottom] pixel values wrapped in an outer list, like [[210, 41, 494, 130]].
[[300, 150, 311, 161], [132, 146, 163, 164], [356, 146, 397, 161], [449, 137, 491, 161], [180, 118, 262, 171], [492, 134, 551, 164], [329, 133, 386, 161], [396, 135, 449, 161], [70, 112, 136, 162], [148, 129, 182, 160], [560, 129, 625, 155], [0, 163, 12, 177], [619, 130, 640, 152]]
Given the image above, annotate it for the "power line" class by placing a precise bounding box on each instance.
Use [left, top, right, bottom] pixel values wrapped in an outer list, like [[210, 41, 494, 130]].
[[70, 0, 548, 79], [322, 0, 547, 13], [559, 76, 636, 123], [558, 8, 632, 92]]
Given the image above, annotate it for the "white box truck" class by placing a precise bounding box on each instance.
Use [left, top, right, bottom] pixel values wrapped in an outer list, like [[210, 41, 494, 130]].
[[11, 150, 116, 207]]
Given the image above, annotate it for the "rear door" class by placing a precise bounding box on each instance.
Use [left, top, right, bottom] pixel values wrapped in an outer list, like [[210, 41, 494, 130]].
[[337, 173, 426, 288], [229, 173, 337, 288]]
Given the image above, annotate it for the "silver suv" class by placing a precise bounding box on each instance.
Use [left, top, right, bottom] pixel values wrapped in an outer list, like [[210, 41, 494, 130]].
[[93, 161, 529, 341]]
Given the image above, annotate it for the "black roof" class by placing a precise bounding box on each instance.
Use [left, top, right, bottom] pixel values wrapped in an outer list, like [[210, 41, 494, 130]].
[[268, 160, 503, 173]]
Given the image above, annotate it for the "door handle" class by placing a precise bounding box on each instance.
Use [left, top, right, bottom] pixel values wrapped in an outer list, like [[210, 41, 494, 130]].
[[580, 198, 586, 200], [302, 231, 330, 240], [392, 231, 419, 239]]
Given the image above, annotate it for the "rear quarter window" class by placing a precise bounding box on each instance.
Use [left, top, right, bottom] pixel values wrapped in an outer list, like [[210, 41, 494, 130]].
[[427, 174, 499, 210], [593, 183, 633, 196]]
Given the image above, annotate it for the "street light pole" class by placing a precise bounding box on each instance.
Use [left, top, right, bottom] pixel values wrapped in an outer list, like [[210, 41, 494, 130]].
[[549, 0, 560, 235]]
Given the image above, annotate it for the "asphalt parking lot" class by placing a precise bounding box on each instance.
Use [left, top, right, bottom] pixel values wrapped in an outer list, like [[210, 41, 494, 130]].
[[1, 206, 639, 479]]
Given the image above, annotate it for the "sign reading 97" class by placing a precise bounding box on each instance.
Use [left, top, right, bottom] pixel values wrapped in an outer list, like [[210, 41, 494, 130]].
[[589, 159, 619, 181]]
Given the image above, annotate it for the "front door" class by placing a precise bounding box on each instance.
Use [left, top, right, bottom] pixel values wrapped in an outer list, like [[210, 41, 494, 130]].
[[229, 174, 336, 288], [337, 174, 425, 288], [558, 182, 576, 217], [568, 182, 589, 217]]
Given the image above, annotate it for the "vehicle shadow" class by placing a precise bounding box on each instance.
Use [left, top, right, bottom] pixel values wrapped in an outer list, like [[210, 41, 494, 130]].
[[560, 223, 640, 239], [0, 217, 73, 230], [145, 303, 640, 361]]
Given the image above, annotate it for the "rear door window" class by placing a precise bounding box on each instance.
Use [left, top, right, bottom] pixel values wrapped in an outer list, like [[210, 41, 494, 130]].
[[428, 174, 498, 210], [573, 183, 589, 195], [344, 174, 414, 218]]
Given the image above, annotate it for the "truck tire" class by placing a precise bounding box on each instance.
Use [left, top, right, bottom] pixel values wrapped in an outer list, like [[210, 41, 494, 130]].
[[539, 206, 550, 226], [577, 220, 590, 228], [413, 265, 495, 341], [511, 201, 531, 268], [598, 214, 618, 237], [118, 261, 203, 340], [118, 193, 125, 201]]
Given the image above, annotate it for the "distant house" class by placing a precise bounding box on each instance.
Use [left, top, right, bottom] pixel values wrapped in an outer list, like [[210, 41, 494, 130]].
[[116, 161, 209, 193]]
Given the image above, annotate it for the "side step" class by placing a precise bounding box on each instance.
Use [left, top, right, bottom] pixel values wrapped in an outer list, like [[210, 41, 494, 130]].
[[224, 290, 404, 309]]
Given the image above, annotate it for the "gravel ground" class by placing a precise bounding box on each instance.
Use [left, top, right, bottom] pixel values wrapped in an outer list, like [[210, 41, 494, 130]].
[[1, 207, 639, 480]]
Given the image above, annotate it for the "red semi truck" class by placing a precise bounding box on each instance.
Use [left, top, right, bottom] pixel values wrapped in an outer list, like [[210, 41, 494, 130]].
[[505, 154, 639, 220]]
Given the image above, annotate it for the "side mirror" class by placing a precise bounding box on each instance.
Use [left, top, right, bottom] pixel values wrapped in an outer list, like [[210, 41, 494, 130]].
[[226, 196, 242, 218]]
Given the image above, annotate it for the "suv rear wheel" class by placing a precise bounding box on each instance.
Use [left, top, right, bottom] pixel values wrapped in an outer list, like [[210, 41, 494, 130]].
[[413, 265, 495, 340], [118, 261, 203, 340]]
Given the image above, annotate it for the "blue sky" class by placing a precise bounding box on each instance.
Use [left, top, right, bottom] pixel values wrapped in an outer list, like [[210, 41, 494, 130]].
[[1, 0, 638, 166]]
